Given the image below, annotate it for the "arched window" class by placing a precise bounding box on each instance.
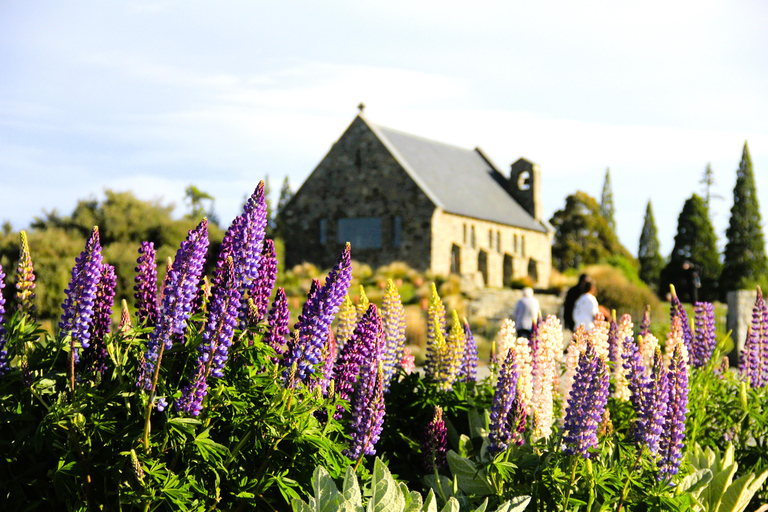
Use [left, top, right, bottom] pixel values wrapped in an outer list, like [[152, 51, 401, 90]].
[[470, 226, 476, 249]]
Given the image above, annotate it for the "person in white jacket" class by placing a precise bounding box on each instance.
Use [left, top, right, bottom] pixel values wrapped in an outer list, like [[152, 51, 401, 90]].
[[572, 277, 600, 332], [513, 287, 540, 339]]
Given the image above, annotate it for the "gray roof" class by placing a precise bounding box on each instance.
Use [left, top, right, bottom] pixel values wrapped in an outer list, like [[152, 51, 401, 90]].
[[368, 120, 547, 233]]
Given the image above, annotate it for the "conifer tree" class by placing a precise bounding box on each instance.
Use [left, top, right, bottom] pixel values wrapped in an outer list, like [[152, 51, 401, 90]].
[[638, 200, 664, 290], [600, 168, 616, 233], [660, 194, 721, 302], [273, 176, 294, 239], [720, 142, 768, 295]]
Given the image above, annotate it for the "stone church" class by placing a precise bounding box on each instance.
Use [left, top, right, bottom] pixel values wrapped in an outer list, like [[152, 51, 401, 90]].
[[281, 110, 553, 288]]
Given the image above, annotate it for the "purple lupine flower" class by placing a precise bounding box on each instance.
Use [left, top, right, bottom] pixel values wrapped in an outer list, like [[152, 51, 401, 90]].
[[345, 360, 386, 460], [81, 264, 116, 375], [155, 397, 168, 412], [460, 320, 478, 383], [60, 227, 104, 364], [381, 279, 406, 391], [134, 242, 159, 327], [607, 316, 619, 364], [741, 289, 766, 387], [241, 239, 277, 326], [488, 349, 520, 455], [0, 264, 9, 376], [264, 287, 290, 360], [670, 290, 693, 363], [176, 257, 240, 415], [562, 340, 610, 458], [139, 219, 209, 390], [624, 339, 669, 455], [639, 306, 651, 337], [423, 406, 448, 471], [332, 304, 380, 419], [692, 302, 716, 369], [15, 231, 36, 317], [658, 343, 689, 480], [285, 244, 352, 383]]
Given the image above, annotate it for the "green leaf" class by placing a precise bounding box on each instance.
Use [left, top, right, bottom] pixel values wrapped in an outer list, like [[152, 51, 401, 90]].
[[423, 474, 453, 503], [676, 468, 712, 498], [439, 498, 460, 512], [493, 496, 531, 512], [292, 498, 313, 512], [403, 490, 424, 512], [705, 463, 737, 511], [458, 434, 474, 458], [717, 469, 768, 512], [468, 408, 485, 439], [423, 490, 438, 512], [471, 498, 488, 512], [446, 450, 493, 495], [342, 466, 362, 508], [370, 457, 405, 512], [311, 465, 343, 512]]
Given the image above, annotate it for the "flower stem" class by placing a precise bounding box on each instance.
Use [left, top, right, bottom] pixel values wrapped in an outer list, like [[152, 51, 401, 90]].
[[616, 449, 644, 512], [562, 456, 579, 510], [142, 342, 166, 451]]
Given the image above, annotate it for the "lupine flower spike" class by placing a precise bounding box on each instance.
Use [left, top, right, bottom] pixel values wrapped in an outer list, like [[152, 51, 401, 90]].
[[177, 257, 240, 416], [332, 304, 380, 419], [15, 231, 36, 317], [423, 406, 448, 471], [118, 299, 132, 333], [346, 360, 386, 462], [263, 288, 290, 360], [244, 238, 277, 325], [658, 343, 689, 479], [60, 227, 104, 365], [284, 244, 352, 384], [356, 285, 370, 321], [692, 302, 716, 369], [381, 279, 406, 391], [460, 319, 478, 383], [639, 306, 651, 337], [82, 264, 116, 375], [0, 264, 9, 376], [424, 283, 446, 376], [531, 315, 561, 441], [613, 314, 633, 401], [139, 219, 209, 390], [488, 349, 520, 455], [624, 339, 669, 455], [562, 340, 610, 458], [741, 288, 767, 387], [669, 285, 693, 362], [335, 295, 356, 351], [134, 241, 159, 328], [442, 311, 466, 390]]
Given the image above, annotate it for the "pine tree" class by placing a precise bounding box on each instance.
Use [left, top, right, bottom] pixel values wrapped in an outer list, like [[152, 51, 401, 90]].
[[720, 142, 768, 295], [600, 168, 616, 233], [273, 176, 294, 239], [638, 200, 664, 290], [699, 163, 722, 211], [660, 194, 721, 302]]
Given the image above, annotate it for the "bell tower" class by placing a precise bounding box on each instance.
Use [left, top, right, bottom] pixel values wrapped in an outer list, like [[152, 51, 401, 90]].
[[508, 158, 542, 221]]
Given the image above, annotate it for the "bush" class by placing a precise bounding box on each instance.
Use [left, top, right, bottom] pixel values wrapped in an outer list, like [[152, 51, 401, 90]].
[[586, 263, 663, 320]]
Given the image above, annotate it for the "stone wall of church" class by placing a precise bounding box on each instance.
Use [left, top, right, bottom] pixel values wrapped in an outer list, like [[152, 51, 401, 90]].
[[281, 116, 436, 271], [431, 210, 552, 288]]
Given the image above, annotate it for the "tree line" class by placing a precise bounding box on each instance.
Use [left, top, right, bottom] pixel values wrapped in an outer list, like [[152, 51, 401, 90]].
[[551, 142, 767, 302]]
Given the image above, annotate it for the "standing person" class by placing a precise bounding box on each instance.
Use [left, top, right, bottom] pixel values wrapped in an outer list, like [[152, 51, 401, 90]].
[[573, 277, 600, 332], [563, 274, 589, 331], [513, 287, 540, 340]]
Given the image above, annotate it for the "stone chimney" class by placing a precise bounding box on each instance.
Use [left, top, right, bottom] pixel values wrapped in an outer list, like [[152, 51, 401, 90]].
[[508, 158, 542, 221]]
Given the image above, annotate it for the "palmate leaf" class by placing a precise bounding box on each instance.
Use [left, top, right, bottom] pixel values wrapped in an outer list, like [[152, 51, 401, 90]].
[[446, 450, 493, 495]]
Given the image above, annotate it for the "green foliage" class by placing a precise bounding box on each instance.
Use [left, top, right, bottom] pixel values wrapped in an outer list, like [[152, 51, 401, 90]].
[[660, 193, 721, 302], [721, 142, 768, 297], [0, 190, 224, 320], [584, 263, 663, 320], [600, 168, 616, 233], [292, 459, 529, 512], [638, 200, 665, 291], [549, 191, 635, 272], [184, 184, 218, 225], [274, 176, 294, 239]]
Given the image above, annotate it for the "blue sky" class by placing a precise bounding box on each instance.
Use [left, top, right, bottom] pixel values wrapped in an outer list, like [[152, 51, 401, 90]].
[[2, 1, 767, 258]]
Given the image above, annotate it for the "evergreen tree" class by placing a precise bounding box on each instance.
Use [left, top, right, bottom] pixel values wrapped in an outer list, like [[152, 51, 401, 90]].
[[263, 174, 274, 237], [550, 191, 634, 272], [600, 168, 616, 233], [660, 194, 721, 302], [274, 176, 294, 239], [720, 142, 768, 295], [699, 163, 723, 211], [638, 200, 664, 290]]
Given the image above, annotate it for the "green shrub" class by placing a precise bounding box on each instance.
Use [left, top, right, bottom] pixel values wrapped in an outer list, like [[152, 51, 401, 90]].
[[586, 263, 663, 320]]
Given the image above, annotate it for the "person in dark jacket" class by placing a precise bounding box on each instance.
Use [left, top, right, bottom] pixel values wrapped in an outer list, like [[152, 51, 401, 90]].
[[562, 273, 590, 331]]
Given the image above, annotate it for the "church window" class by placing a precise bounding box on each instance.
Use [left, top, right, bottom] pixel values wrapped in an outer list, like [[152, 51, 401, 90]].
[[338, 217, 382, 249]]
